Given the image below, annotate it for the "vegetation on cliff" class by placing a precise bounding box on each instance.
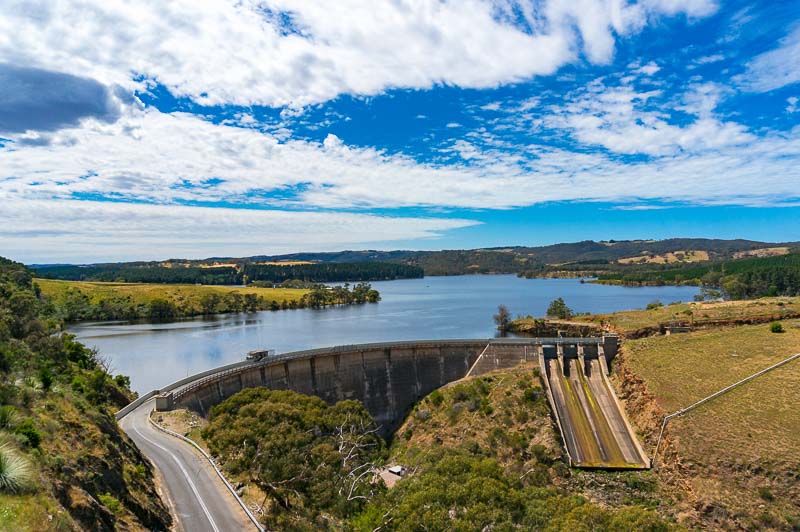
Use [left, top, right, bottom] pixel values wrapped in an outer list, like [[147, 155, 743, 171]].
[[0, 257, 171, 530], [366, 367, 674, 531]]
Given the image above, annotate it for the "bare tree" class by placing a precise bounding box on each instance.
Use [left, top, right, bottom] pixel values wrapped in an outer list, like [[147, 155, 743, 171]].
[[493, 304, 511, 331]]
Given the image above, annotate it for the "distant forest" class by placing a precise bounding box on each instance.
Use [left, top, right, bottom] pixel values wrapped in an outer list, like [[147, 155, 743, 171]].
[[33, 261, 423, 285], [585, 252, 800, 299]]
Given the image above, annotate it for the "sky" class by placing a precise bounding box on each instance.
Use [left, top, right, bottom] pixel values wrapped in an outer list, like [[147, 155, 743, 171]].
[[1, 0, 800, 263]]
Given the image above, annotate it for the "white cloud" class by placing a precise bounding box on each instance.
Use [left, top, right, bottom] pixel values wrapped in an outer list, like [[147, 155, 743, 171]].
[[1, 198, 478, 263], [740, 25, 800, 92], [0, 0, 718, 108], [635, 61, 661, 76], [2, 103, 798, 215], [693, 53, 725, 65], [545, 81, 753, 156], [788, 96, 799, 114]]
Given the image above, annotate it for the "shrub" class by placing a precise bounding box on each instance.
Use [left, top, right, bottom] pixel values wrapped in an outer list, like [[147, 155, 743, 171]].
[[523, 387, 543, 404], [0, 444, 32, 493], [625, 473, 658, 492], [14, 419, 41, 448], [0, 405, 19, 430], [770, 322, 785, 333], [98, 492, 123, 515], [123, 463, 147, 484], [757, 486, 774, 501], [646, 300, 664, 310], [71, 376, 86, 394], [428, 389, 444, 407], [38, 367, 54, 391]]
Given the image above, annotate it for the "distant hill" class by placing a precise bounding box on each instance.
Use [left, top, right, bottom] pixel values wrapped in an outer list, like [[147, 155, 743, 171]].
[[30, 238, 800, 280], [236, 238, 800, 276]]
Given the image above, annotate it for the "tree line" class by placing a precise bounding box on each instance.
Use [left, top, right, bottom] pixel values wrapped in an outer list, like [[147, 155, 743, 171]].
[[51, 282, 381, 322]]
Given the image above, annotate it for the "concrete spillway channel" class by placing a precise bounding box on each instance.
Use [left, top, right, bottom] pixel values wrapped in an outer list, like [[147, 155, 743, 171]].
[[539, 345, 650, 469]]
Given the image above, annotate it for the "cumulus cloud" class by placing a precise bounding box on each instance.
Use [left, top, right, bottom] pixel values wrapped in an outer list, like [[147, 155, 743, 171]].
[[1, 198, 478, 263], [0, 0, 717, 108], [0, 64, 125, 134]]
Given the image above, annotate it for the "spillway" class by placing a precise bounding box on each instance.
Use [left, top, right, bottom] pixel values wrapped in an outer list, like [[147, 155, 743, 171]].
[[540, 347, 650, 469]]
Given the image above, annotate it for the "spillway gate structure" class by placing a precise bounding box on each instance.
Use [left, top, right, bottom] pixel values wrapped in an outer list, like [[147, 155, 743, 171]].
[[539, 342, 650, 469]]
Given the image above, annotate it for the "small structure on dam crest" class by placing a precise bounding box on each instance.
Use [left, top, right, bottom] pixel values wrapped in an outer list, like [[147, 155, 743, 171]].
[[154, 336, 648, 469]]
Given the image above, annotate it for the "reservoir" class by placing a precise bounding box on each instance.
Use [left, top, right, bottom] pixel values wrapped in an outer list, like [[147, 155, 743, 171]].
[[68, 275, 700, 392]]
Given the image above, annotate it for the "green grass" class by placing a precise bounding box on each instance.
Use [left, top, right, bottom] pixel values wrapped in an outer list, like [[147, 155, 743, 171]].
[[36, 278, 308, 310], [0, 493, 69, 531]]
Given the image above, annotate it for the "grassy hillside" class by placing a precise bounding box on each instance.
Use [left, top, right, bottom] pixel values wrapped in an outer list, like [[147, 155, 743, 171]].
[[37, 278, 307, 308], [359, 365, 675, 530], [593, 252, 800, 299], [0, 258, 171, 530], [35, 279, 383, 322], [619, 321, 800, 530]]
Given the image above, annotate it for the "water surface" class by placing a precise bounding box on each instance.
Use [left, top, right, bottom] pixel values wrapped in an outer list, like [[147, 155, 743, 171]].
[[69, 275, 699, 392]]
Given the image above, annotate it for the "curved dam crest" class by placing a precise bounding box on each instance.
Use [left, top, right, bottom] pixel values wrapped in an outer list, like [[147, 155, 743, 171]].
[[130, 337, 648, 469]]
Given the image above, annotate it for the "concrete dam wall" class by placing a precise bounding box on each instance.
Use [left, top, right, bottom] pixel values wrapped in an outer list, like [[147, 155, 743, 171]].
[[153, 336, 649, 469], [156, 337, 618, 435]]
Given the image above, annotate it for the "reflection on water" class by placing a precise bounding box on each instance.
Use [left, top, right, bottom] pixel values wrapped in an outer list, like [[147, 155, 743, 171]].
[[68, 275, 700, 392]]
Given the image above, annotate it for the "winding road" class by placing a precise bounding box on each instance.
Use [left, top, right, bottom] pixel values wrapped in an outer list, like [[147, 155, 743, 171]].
[[119, 399, 254, 532]]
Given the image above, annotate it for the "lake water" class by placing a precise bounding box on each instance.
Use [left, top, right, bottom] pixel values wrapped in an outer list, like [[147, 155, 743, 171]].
[[69, 275, 699, 393]]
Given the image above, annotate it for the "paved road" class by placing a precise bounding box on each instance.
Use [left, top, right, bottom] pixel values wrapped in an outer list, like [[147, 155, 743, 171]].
[[119, 399, 254, 532]]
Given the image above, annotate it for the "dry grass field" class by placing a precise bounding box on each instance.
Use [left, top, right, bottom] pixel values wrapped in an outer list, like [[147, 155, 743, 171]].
[[617, 250, 709, 264], [621, 320, 800, 529], [36, 278, 308, 309], [574, 297, 800, 335]]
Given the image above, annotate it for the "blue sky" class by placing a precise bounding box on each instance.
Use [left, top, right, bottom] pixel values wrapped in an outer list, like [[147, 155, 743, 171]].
[[1, 0, 799, 262]]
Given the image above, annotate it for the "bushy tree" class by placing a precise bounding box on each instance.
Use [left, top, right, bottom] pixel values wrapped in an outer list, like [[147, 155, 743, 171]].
[[546, 297, 572, 319]]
